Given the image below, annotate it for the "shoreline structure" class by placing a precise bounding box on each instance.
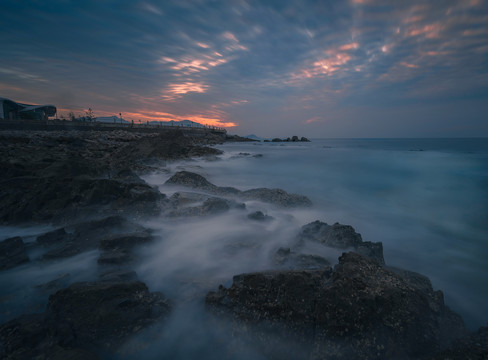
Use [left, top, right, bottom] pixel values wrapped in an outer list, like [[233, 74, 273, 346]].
[[0, 128, 486, 359]]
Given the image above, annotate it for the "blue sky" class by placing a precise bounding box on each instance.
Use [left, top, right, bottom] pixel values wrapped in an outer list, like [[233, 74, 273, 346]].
[[1, 0, 487, 137]]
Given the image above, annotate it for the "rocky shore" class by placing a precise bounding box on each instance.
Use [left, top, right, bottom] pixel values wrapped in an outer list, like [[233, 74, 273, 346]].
[[0, 129, 485, 359]]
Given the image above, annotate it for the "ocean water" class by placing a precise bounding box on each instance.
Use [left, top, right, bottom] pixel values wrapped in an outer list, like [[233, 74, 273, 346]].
[[0, 138, 487, 359], [196, 138, 488, 329]]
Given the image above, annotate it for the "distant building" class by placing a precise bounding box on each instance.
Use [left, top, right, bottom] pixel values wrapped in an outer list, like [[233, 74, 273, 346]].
[[0, 97, 56, 121]]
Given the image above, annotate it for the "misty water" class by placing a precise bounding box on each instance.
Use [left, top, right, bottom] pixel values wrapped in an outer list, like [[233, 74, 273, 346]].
[[0, 138, 487, 359]]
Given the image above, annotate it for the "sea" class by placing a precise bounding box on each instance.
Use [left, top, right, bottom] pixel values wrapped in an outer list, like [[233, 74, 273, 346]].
[[201, 138, 488, 329], [0, 137, 487, 359]]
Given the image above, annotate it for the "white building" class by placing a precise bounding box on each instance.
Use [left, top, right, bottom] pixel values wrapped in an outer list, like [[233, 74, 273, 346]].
[[0, 97, 56, 121]]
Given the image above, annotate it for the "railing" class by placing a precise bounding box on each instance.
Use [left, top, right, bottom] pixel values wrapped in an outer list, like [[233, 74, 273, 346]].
[[0, 119, 227, 134]]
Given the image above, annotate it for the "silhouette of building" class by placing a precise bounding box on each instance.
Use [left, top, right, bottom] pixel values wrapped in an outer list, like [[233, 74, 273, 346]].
[[0, 97, 56, 121]]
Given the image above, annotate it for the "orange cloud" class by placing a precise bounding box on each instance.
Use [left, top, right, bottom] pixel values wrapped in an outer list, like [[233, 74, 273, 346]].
[[407, 23, 443, 39], [161, 82, 209, 101], [111, 109, 237, 128], [339, 42, 359, 51], [400, 62, 419, 68], [305, 116, 322, 124]]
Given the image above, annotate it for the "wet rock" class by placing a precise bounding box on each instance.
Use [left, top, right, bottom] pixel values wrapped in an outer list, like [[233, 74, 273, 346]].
[[297, 220, 384, 264], [41, 216, 150, 261], [0, 281, 171, 358], [99, 269, 138, 282], [97, 249, 134, 265], [165, 171, 311, 208], [165, 171, 239, 196], [206, 252, 467, 360], [429, 326, 488, 359], [241, 188, 312, 208], [37, 228, 70, 246], [169, 191, 211, 207], [35, 274, 71, 294], [247, 211, 274, 222], [98, 231, 153, 251], [273, 247, 331, 270], [167, 197, 239, 217], [0, 236, 29, 270], [0, 176, 163, 224]]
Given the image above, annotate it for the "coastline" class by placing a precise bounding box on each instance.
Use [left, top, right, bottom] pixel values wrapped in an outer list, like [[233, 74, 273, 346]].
[[0, 129, 486, 359]]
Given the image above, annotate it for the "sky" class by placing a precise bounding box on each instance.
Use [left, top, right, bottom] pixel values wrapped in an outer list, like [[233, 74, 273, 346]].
[[1, 0, 488, 138]]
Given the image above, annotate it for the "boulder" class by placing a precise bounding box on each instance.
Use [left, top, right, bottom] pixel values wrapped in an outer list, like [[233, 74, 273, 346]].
[[297, 221, 384, 264], [206, 252, 467, 360], [37, 228, 70, 245], [273, 247, 331, 270], [41, 216, 150, 261], [241, 188, 312, 208], [0, 236, 29, 270], [167, 197, 238, 217], [0, 281, 171, 358], [247, 211, 274, 222], [165, 171, 311, 208]]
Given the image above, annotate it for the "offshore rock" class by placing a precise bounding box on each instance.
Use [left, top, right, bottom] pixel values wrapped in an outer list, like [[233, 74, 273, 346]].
[[297, 220, 385, 264], [247, 210, 274, 222], [0, 281, 171, 359], [165, 171, 311, 208], [0, 236, 29, 270], [206, 252, 467, 360], [241, 188, 312, 208]]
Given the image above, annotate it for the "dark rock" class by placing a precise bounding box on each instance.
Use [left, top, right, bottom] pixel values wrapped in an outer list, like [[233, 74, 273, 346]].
[[247, 211, 274, 222], [292, 136, 299, 142], [165, 171, 311, 208], [97, 249, 134, 265], [300, 137, 310, 142], [35, 274, 71, 294], [297, 220, 385, 264], [98, 231, 153, 251], [0, 176, 163, 224], [429, 326, 488, 359], [42, 216, 149, 261], [241, 188, 312, 208], [99, 270, 138, 282], [273, 247, 331, 270], [168, 197, 235, 217], [165, 171, 240, 196], [0, 236, 29, 270], [0, 281, 171, 358], [37, 228, 69, 245], [206, 252, 467, 360]]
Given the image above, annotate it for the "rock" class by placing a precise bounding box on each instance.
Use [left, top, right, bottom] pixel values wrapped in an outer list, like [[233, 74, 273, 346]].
[[169, 191, 211, 207], [37, 228, 70, 245], [165, 171, 311, 208], [300, 137, 310, 142], [97, 249, 134, 265], [273, 247, 331, 270], [0, 281, 171, 358], [292, 136, 299, 142], [167, 197, 237, 217], [297, 220, 385, 264], [165, 171, 239, 196], [35, 274, 71, 294], [42, 216, 150, 261], [0, 236, 29, 270], [429, 326, 488, 359], [241, 188, 312, 208], [206, 252, 467, 360], [99, 270, 138, 282], [98, 231, 153, 251], [247, 211, 274, 222]]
